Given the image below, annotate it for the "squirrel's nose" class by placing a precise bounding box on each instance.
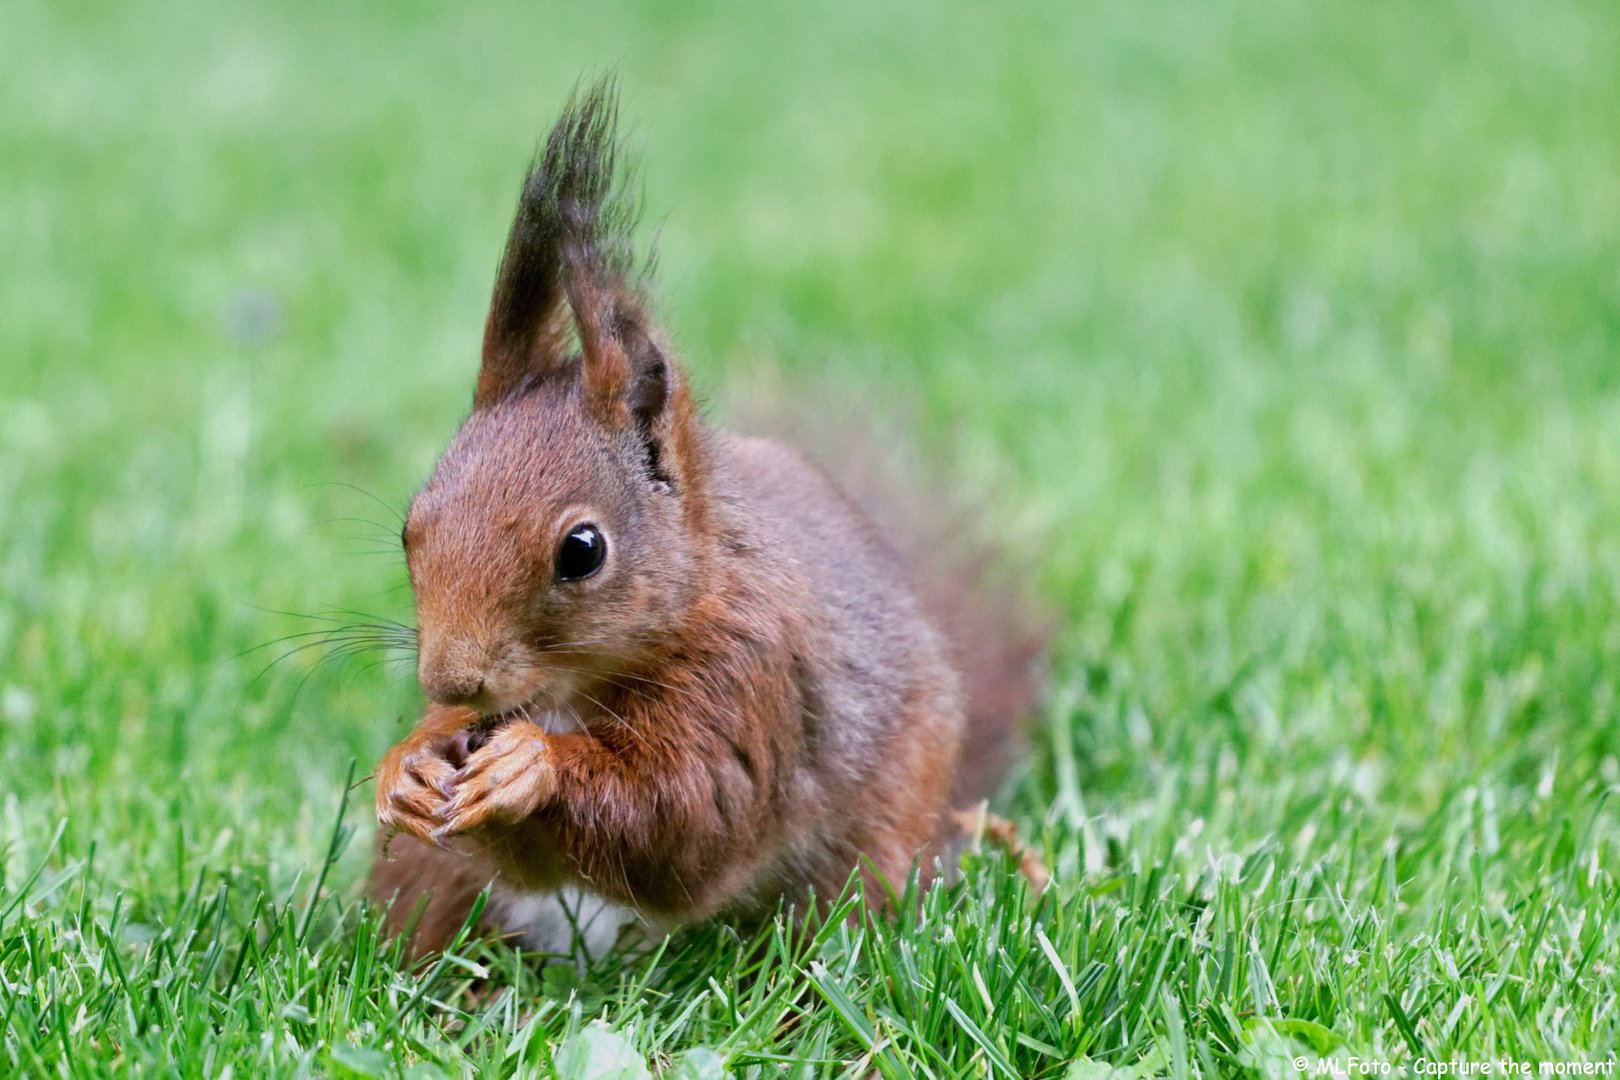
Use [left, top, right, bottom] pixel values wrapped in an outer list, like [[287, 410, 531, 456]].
[[416, 626, 500, 707], [419, 669, 486, 707]]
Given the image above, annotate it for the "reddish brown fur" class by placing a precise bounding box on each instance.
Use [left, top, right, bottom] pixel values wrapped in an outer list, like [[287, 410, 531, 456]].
[[730, 387, 1054, 810], [367, 80, 1046, 954]]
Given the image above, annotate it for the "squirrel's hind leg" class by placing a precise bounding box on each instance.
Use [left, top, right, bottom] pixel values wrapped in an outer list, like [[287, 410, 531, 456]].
[[368, 833, 643, 962], [368, 832, 497, 958]]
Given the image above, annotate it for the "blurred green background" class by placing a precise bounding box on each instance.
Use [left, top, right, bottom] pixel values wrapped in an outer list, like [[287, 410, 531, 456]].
[[3, 0, 1619, 1070]]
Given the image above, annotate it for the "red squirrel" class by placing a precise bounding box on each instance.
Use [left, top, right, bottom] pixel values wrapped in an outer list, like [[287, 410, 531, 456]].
[[368, 79, 1047, 955]]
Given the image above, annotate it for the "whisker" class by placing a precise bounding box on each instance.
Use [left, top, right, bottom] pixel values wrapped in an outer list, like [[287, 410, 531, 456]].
[[254, 636, 390, 683], [335, 545, 412, 559], [350, 654, 417, 679], [242, 604, 398, 629], [302, 481, 409, 531], [542, 659, 750, 727], [324, 612, 421, 637], [573, 687, 649, 749], [242, 605, 419, 691], [560, 698, 606, 746], [536, 634, 665, 653], [320, 515, 409, 536]]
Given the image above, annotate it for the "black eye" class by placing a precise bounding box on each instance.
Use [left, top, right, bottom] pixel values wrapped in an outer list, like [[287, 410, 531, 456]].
[[555, 523, 606, 582]]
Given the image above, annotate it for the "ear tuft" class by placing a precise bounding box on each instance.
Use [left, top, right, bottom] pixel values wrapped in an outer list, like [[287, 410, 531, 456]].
[[476, 76, 690, 491], [476, 74, 641, 407]]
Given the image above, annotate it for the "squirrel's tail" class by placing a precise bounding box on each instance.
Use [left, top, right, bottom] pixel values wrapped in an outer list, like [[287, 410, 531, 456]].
[[727, 374, 1053, 807], [862, 459, 1053, 808], [911, 533, 1052, 808]]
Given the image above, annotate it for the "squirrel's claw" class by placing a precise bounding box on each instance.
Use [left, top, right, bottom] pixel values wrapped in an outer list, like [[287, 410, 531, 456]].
[[378, 804, 447, 850], [375, 738, 459, 847], [434, 721, 553, 840]]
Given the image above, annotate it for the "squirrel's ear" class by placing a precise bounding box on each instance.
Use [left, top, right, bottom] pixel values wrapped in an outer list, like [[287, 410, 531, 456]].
[[569, 276, 672, 439], [474, 170, 572, 408], [478, 77, 681, 452], [476, 75, 628, 408]]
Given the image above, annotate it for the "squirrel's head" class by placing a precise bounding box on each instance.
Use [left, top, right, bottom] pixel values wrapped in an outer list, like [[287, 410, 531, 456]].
[[404, 79, 709, 720]]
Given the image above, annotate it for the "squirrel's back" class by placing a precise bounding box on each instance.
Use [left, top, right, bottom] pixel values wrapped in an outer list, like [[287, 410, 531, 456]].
[[721, 392, 1052, 811], [712, 425, 1048, 824], [714, 431, 961, 756], [700, 431, 965, 911]]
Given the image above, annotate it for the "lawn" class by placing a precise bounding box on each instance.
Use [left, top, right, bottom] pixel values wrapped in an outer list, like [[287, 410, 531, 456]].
[[3, 0, 1619, 1074]]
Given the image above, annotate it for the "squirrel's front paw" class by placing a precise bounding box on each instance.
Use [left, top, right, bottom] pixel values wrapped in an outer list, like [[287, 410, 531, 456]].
[[375, 735, 459, 847], [435, 721, 553, 841]]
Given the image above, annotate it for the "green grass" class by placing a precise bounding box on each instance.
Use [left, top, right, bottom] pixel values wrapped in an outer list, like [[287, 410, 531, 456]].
[[4, 0, 1620, 1074]]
